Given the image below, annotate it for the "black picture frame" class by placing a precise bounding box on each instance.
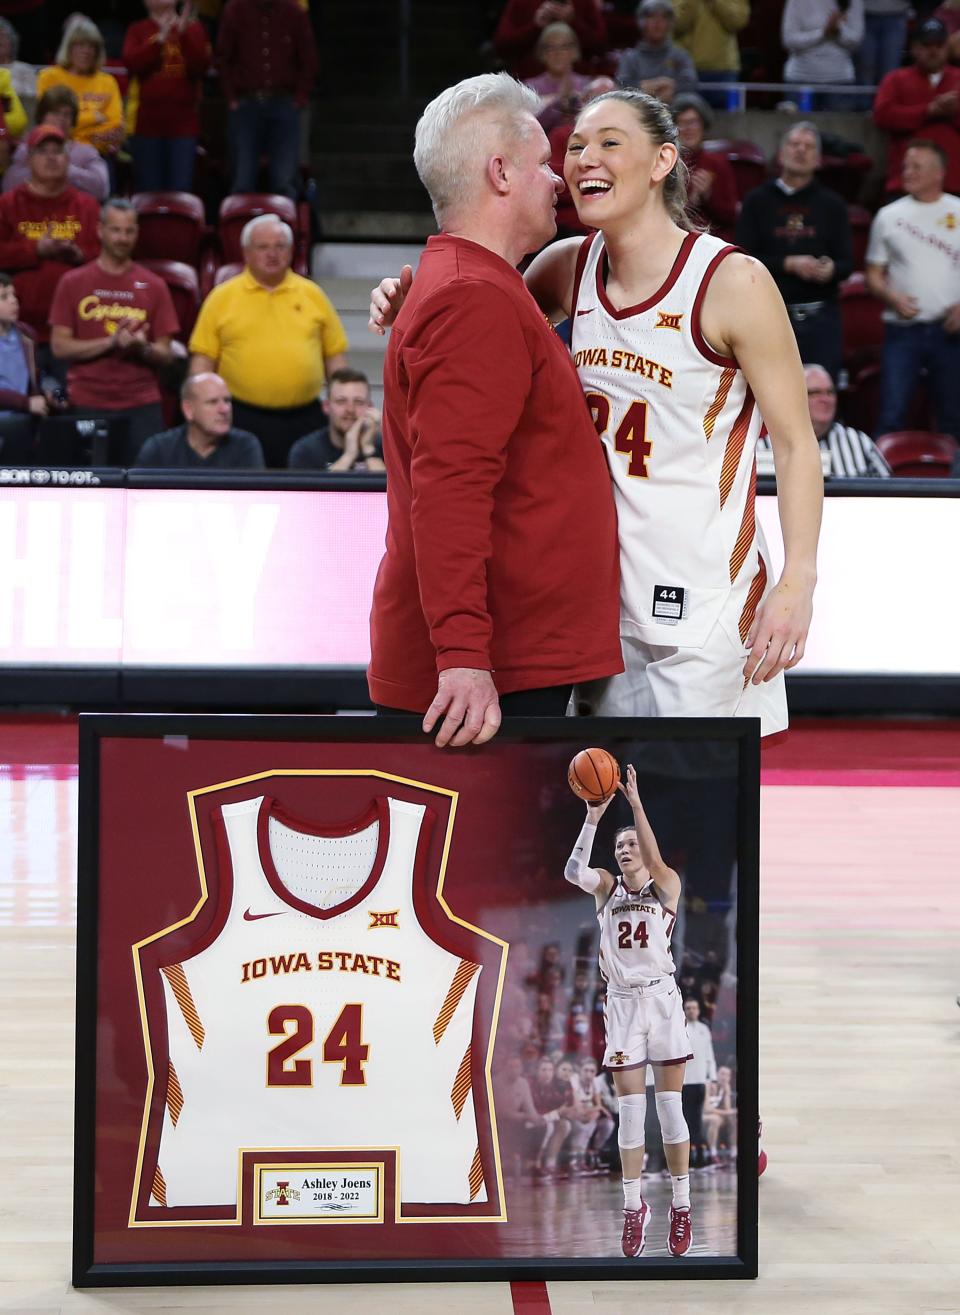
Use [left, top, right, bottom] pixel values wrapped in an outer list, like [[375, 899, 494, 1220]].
[[73, 713, 759, 1286]]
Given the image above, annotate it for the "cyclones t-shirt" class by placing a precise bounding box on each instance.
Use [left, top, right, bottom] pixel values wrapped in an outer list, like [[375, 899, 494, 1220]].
[[48, 259, 179, 409]]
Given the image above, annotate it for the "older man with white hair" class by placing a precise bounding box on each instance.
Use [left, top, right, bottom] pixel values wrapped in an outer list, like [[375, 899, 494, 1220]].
[[189, 213, 348, 465], [367, 72, 622, 746]]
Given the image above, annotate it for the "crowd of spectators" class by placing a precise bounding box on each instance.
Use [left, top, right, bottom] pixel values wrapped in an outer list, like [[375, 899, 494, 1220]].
[[494, 930, 738, 1180], [1, 1, 960, 474]]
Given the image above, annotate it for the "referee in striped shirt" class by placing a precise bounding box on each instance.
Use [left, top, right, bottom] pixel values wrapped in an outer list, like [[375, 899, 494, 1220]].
[[761, 363, 892, 478]]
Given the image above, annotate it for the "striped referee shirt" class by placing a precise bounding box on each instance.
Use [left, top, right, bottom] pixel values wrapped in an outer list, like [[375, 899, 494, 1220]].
[[761, 422, 892, 478]]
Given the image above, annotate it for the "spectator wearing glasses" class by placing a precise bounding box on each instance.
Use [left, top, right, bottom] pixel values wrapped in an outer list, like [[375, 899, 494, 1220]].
[[865, 139, 960, 442], [761, 364, 892, 477], [494, 0, 607, 81], [525, 23, 594, 132], [672, 92, 737, 232]]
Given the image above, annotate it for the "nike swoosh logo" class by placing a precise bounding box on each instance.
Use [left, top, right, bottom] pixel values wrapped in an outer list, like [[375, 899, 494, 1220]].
[[243, 909, 283, 921], [576, 308, 594, 316]]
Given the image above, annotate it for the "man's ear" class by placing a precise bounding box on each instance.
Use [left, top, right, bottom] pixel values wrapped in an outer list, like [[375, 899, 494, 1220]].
[[322, 397, 331, 418], [487, 152, 512, 196]]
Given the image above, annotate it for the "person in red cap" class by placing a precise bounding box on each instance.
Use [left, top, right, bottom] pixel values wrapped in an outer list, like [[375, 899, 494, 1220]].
[[0, 123, 99, 371]]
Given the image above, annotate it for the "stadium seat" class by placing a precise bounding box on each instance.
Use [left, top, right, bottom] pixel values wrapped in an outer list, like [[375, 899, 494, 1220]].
[[874, 430, 958, 477], [218, 194, 309, 275], [213, 262, 244, 286], [840, 272, 884, 373], [132, 192, 207, 269], [844, 363, 934, 438], [138, 259, 200, 342], [848, 205, 872, 273], [818, 152, 872, 205], [724, 140, 768, 203]]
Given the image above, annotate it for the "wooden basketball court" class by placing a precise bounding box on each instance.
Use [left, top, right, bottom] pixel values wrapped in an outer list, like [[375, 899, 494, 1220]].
[[1, 719, 957, 1315]]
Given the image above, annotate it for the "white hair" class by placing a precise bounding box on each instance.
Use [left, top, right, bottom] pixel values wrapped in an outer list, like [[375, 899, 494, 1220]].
[[240, 213, 294, 250], [413, 72, 541, 226]]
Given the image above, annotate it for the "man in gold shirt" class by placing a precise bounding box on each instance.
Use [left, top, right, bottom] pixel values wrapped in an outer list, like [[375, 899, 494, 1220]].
[[189, 214, 348, 465]]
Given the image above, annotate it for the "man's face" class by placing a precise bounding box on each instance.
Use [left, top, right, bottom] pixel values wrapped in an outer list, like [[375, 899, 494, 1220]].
[[0, 283, 19, 325], [245, 224, 292, 283], [780, 128, 820, 179], [537, 1059, 554, 1083], [913, 38, 948, 74], [805, 368, 837, 437], [324, 380, 371, 435], [683, 999, 700, 1023], [510, 116, 562, 254], [902, 145, 945, 197], [98, 207, 139, 262], [642, 11, 671, 45], [185, 378, 233, 439], [30, 139, 68, 188]]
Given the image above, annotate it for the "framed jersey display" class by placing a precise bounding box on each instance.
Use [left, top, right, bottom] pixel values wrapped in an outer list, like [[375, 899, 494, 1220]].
[[73, 715, 759, 1285]]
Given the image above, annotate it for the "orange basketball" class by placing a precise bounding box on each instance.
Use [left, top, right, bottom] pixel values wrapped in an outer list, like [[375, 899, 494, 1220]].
[[568, 747, 620, 804]]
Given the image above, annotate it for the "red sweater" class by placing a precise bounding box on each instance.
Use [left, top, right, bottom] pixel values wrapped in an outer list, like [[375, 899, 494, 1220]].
[[494, 0, 607, 79], [368, 235, 623, 712], [123, 19, 211, 138], [873, 64, 960, 193], [0, 185, 100, 342]]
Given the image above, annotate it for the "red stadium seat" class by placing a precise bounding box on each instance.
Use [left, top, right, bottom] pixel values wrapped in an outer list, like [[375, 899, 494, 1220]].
[[132, 192, 207, 268], [845, 364, 934, 437], [818, 152, 872, 205], [874, 430, 958, 477], [848, 205, 872, 273], [213, 261, 244, 286], [138, 259, 200, 342], [218, 194, 309, 275], [724, 140, 768, 203], [839, 272, 884, 373]]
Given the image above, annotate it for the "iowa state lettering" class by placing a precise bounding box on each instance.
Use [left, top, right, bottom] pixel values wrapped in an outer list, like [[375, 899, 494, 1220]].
[[240, 950, 401, 982], [573, 346, 673, 387]]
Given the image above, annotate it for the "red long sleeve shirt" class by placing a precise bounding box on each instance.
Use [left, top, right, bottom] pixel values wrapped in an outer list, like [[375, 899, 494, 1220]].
[[0, 185, 100, 342], [123, 19, 211, 137], [873, 64, 960, 193], [216, 0, 317, 105], [368, 235, 623, 713]]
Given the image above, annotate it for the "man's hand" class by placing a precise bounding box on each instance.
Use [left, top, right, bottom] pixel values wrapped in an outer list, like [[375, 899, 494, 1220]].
[[369, 265, 413, 335], [808, 255, 835, 283], [889, 290, 920, 320], [688, 166, 714, 201], [928, 90, 959, 118], [744, 574, 814, 685], [944, 303, 960, 333], [784, 254, 822, 281], [27, 394, 49, 417], [36, 236, 76, 260], [114, 322, 150, 354], [423, 667, 501, 748]]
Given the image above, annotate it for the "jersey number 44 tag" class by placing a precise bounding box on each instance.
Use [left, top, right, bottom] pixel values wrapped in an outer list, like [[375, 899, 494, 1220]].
[[652, 585, 685, 623]]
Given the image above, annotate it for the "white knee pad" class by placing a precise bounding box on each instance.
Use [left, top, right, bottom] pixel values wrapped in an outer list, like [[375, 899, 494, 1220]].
[[617, 1093, 647, 1150], [656, 1089, 690, 1145]]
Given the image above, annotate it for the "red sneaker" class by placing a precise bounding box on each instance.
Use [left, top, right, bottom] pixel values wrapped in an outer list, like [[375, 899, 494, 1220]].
[[668, 1205, 692, 1257], [758, 1118, 768, 1178], [621, 1201, 650, 1257]]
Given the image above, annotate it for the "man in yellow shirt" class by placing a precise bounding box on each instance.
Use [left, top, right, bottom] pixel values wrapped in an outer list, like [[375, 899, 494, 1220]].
[[189, 214, 349, 466]]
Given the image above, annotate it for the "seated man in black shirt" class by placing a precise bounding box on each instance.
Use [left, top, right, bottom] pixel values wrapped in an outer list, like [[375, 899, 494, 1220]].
[[287, 366, 384, 472], [135, 372, 264, 469]]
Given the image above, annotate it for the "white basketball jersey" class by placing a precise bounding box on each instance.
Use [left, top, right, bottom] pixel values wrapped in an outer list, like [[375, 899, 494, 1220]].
[[598, 877, 677, 989], [571, 230, 771, 649], [148, 793, 486, 1209]]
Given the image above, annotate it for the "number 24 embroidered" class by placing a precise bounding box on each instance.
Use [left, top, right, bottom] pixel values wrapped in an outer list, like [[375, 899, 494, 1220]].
[[584, 392, 652, 479]]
